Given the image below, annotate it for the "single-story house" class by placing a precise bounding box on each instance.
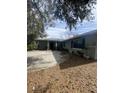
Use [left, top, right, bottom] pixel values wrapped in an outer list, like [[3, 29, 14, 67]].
[[36, 38, 64, 50], [36, 30, 97, 59], [63, 30, 97, 59]]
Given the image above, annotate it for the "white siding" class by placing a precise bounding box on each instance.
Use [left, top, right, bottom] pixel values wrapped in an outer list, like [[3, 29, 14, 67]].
[[84, 32, 97, 59], [63, 31, 97, 59]]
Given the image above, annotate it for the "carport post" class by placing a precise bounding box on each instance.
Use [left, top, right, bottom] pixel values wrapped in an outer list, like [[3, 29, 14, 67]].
[[55, 41, 57, 50], [47, 40, 49, 50]]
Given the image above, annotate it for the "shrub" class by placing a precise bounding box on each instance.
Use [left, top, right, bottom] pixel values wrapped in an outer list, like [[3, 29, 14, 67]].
[[27, 33, 38, 51], [27, 41, 37, 51]]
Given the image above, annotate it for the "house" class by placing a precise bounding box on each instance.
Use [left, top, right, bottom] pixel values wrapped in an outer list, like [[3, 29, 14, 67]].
[[36, 38, 64, 50], [63, 30, 97, 59], [36, 30, 97, 60]]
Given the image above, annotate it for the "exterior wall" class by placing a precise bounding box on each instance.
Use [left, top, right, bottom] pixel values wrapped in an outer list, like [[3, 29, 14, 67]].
[[85, 46, 97, 59], [37, 40, 48, 50], [57, 42, 64, 50], [85, 33, 97, 47], [63, 40, 72, 52], [84, 32, 97, 59], [63, 31, 97, 59], [36, 40, 64, 50], [36, 31, 97, 59]]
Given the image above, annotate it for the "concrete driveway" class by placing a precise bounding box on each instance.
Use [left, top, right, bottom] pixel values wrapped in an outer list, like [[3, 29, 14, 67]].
[[27, 50, 67, 70]]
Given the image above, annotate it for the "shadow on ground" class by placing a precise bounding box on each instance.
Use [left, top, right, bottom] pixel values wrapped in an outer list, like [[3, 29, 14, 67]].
[[27, 57, 40, 67], [52, 51, 96, 69]]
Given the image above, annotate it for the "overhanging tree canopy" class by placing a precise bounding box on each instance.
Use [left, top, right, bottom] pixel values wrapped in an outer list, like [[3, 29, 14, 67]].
[[27, 0, 96, 50], [27, 0, 55, 37], [54, 0, 96, 30], [28, 0, 96, 34]]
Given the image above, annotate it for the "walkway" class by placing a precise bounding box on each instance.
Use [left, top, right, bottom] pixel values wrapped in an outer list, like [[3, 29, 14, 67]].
[[27, 50, 67, 70]]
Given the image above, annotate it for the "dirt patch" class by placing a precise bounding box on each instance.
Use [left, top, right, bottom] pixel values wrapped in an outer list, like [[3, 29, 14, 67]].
[[28, 51, 96, 93]]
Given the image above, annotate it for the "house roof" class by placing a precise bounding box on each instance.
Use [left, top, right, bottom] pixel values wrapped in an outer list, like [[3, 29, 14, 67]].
[[65, 30, 97, 41], [36, 20, 97, 41], [43, 20, 96, 40], [36, 29, 97, 42]]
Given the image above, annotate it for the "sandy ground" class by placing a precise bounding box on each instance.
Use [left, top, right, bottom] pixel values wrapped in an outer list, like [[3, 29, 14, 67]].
[[27, 50, 97, 93]]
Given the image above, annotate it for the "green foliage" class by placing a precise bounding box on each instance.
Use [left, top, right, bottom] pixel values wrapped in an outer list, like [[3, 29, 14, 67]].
[[27, 33, 37, 50], [27, 35, 38, 51], [27, 0, 54, 51], [27, 0, 96, 50], [54, 0, 96, 30], [27, 41, 37, 51], [27, 0, 48, 50], [27, 0, 55, 36], [27, 0, 44, 37], [28, 0, 96, 33]]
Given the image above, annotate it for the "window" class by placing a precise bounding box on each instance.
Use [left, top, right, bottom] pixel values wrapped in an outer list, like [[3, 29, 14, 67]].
[[71, 38, 85, 49], [82, 38, 85, 48]]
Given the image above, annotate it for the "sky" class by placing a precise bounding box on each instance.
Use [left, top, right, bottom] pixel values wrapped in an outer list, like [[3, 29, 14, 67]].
[[44, 7, 97, 40]]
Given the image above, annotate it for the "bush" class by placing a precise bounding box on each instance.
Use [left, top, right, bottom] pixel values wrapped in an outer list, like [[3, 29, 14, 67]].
[[27, 41, 37, 51], [27, 33, 38, 51]]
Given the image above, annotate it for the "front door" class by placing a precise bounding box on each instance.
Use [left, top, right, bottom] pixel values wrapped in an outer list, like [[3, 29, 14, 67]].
[[49, 41, 55, 50]]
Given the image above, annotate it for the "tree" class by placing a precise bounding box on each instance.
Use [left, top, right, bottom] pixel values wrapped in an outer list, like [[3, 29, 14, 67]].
[[27, 0, 96, 50], [54, 0, 96, 30], [28, 0, 96, 34], [27, 0, 55, 50]]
